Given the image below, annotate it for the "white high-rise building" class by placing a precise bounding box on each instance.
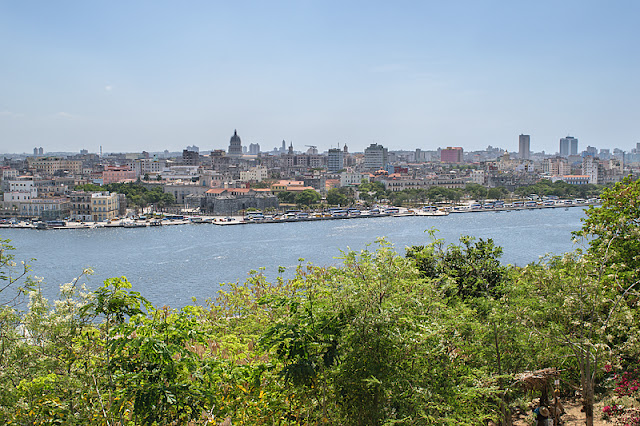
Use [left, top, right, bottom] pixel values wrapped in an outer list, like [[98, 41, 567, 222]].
[[327, 148, 344, 172], [364, 143, 388, 170]]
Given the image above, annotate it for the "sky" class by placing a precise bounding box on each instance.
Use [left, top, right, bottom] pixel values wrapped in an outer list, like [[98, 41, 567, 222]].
[[1, 1, 639, 155]]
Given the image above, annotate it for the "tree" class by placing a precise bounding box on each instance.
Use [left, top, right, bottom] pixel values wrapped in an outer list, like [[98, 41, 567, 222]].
[[326, 188, 348, 206], [487, 187, 508, 200], [578, 175, 640, 286], [294, 189, 320, 206], [277, 191, 296, 204], [513, 252, 638, 426], [74, 183, 102, 192]]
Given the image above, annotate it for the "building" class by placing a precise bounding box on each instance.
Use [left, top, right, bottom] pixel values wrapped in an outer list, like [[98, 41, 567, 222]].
[[103, 166, 137, 185], [27, 157, 82, 175], [18, 197, 70, 220], [227, 130, 243, 157], [440, 147, 464, 163], [240, 166, 268, 182], [248, 143, 260, 155], [91, 192, 120, 222], [327, 148, 344, 172], [182, 149, 200, 166], [69, 191, 93, 221], [340, 169, 370, 187], [197, 188, 278, 215], [3, 177, 37, 202], [518, 134, 530, 160], [364, 143, 388, 170], [582, 156, 599, 184], [560, 136, 579, 157]]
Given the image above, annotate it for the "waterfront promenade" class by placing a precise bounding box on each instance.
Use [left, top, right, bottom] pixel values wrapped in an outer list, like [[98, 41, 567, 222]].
[[0, 199, 596, 230]]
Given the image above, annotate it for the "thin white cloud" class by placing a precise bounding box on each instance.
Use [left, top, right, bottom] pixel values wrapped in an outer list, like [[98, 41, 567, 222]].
[[370, 63, 409, 73], [0, 110, 24, 118], [105, 85, 114, 91], [54, 112, 78, 119]]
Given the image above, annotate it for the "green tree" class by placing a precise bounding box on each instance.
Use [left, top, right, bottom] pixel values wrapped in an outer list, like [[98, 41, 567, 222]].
[[74, 183, 102, 192], [578, 175, 640, 285], [326, 188, 348, 206], [294, 189, 320, 206]]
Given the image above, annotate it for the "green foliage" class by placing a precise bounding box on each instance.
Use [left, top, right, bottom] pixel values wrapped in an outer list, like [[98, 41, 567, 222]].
[[326, 187, 354, 206], [294, 189, 320, 206], [277, 191, 296, 204], [74, 183, 102, 192], [407, 234, 508, 301], [515, 178, 603, 199], [578, 175, 640, 286]]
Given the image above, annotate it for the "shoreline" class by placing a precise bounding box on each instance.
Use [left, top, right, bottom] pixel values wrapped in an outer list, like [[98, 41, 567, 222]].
[[0, 201, 594, 230]]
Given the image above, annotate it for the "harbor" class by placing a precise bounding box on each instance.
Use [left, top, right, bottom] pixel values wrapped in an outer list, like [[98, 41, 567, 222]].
[[0, 198, 599, 230]]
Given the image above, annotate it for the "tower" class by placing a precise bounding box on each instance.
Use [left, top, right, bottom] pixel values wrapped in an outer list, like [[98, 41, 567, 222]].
[[518, 134, 530, 160], [560, 136, 578, 157]]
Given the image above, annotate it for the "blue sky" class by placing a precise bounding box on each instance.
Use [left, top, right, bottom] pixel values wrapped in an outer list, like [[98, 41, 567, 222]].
[[1, 1, 638, 155]]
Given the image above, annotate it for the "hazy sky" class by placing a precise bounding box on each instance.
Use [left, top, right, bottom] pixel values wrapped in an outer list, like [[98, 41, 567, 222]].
[[1, 1, 638, 155]]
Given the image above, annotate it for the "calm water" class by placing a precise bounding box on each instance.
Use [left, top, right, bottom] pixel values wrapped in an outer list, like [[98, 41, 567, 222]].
[[1, 208, 588, 307]]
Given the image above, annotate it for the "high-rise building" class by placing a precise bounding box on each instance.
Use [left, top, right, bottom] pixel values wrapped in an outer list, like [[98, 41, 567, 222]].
[[440, 147, 464, 163], [38, 147, 43, 155], [248, 143, 260, 155], [327, 148, 344, 172], [518, 134, 530, 160], [33, 147, 38, 156], [560, 136, 578, 156], [182, 149, 200, 166], [228, 130, 243, 157], [364, 143, 388, 170]]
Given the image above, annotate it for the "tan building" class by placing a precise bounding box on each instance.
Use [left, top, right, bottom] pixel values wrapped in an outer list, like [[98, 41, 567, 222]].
[[27, 157, 82, 175], [91, 192, 120, 222]]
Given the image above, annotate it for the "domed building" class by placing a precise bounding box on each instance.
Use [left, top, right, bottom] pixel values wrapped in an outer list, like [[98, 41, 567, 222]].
[[227, 130, 243, 157]]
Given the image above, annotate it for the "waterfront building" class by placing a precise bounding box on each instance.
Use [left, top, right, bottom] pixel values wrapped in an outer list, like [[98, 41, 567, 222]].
[[519, 134, 530, 160], [560, 136, 579, 157], [91, 192, 120, 222], [440, 147, 464, 163], [364, 143, 388, 170], [19, 197, 70, 220], [327, 148, 344, 172], [69, 191, 93, 221], [227, 130, 243, 157], [163, 183, 209, 204], [198, 188, 278, 214]]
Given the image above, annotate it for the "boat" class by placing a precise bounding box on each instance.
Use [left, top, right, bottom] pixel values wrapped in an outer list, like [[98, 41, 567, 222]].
[[123, 221, 148, 228]]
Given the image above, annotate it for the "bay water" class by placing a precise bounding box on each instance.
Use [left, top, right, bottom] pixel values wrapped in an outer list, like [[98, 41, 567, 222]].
[[0, 207, 589, 308]]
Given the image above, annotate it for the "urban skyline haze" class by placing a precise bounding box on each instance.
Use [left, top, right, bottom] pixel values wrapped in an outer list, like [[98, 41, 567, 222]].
[[1, 1, 639, 155]]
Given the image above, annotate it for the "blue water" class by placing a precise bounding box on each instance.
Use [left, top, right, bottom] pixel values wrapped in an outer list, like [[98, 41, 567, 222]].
[[0, 208, 588, 308]]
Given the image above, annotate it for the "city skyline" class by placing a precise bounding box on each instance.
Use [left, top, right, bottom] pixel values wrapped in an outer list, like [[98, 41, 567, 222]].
[[1, 1, 639, 154]]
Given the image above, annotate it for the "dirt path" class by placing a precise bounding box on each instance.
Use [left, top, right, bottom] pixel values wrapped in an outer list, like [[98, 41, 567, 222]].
[[512, 399, 614, 425]]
